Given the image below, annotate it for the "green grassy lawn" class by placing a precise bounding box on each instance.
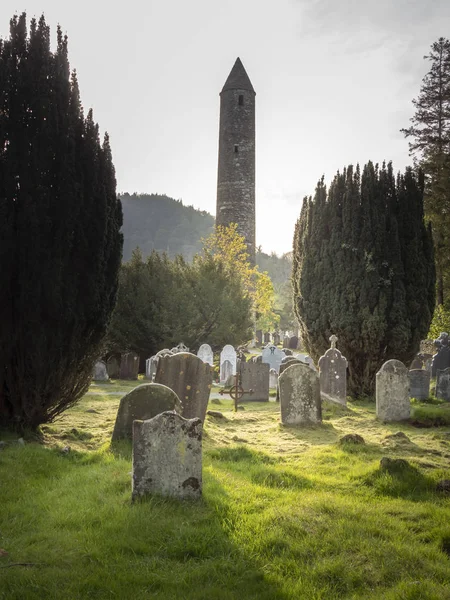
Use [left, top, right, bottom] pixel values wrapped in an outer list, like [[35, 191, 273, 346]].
[[1, 380, 450, 599]]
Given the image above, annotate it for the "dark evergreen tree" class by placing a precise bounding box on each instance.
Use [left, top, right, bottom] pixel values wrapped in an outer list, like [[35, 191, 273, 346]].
[[401, 37, 450, 306], [293, 162, 435, 397], [0, 15, 123, 430]]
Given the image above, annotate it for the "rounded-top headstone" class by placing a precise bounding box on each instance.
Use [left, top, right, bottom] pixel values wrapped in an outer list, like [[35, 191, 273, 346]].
[[93, 360, 109, 381], [279, 362, 321, 425], [376, 360, 410, 422], [155, 352, 212, 422], [112, 383, 181, 441]]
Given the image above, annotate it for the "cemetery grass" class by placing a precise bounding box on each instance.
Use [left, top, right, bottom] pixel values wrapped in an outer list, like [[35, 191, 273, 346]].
[[1, 382, 450, 599]]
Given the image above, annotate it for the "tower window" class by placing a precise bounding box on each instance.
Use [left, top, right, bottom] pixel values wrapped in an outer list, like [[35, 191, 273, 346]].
[[238, 94, 244, 106], [234, 145, 239, 153]]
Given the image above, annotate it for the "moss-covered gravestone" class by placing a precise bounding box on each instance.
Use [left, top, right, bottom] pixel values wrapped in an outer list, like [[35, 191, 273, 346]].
[[155, 353, 212, 422], [111, 383, 181, 441], [132, 411, 202, 500], [376, 360, 410, 421], [279, 362, 321, 424]]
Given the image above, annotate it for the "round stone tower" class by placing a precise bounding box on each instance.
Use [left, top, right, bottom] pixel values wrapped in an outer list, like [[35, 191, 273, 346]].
[[216, 57, 256, 265]]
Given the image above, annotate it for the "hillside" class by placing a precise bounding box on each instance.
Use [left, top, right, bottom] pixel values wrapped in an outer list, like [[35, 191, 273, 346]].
[[120, 193, 215, 262]]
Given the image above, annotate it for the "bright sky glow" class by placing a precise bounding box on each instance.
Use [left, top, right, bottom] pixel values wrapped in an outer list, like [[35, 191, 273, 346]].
[[1, 0, 449, 255]]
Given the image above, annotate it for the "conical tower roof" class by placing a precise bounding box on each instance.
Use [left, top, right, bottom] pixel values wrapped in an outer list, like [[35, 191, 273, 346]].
[[221, 57, 255, 94]]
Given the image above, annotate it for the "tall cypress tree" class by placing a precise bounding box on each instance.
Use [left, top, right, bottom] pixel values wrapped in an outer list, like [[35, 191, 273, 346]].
[[293, 162, 435, 397], [0, 14, 123, 430]]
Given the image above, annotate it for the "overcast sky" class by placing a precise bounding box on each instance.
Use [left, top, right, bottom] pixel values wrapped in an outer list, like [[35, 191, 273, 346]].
[[1, 0, 449, 255]]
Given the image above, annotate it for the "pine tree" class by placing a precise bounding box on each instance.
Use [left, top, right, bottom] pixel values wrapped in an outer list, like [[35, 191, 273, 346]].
[[293, 162, 435, 397], [0, 14, 123, 430], [401, 37, 450, 306]]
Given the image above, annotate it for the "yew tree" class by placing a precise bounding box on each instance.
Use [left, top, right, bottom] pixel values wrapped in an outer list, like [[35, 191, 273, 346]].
[[0, 15, 123, 430]]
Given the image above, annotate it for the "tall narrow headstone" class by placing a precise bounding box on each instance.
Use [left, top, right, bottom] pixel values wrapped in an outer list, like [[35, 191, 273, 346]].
[[93, 360, 109, 381], [145, 356, 158, 380], [318, 335, 348, 405], [256, 330, 263, 345], [197, 344, 214, 366], [220, 359, 233, 384], [132, 412, 202, 499], [279, 362, 321, 425], [269, 369, 278, 389], [263, 332, 271, 344], [436, 367, 450, 401], [220, 345, 237, 382], [272, 332, 281, 346], [112, 383, 181, 441], [106, 355, 120, 379], [155, 353, 212, 422], [431, 332, 450, 377], [376, 360, 410, 421], [408, 369, 430, 400], [288, 336, 299, 350]]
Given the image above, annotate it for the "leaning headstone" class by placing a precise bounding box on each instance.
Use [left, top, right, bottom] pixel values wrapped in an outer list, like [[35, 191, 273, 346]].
[[112, 383, 181, 441], [220, 345, 237, 381], [155, 353, 212, 422], [318, 335, 348, 405], [376, 360, 410, 421], [132, 412, 202, 500], [279, 363, 321, 425], [269, 369, 278, 389], [220, 359, 234, 384], [93, 360, 109, 381], [431, 332, 450, 377], [119, 352, 140, 380], [408, 369, 430, 400], [261, 344, 285, 373], [106, 356, 120, 379], [197, 344, 214, 366], [240, 362, 269, 401], [436, 368, 450, 401]]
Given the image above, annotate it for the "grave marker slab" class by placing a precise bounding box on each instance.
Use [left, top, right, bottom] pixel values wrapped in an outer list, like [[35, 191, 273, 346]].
[[132, 412, 202, 500], [436, 367, 450, 401], [93, 360, 109, 381], [240, 362, 269, 401], [279, 363, 321, 424], [197, 344, 214, 366], [376, 360, 410, 421], [220, 345, 237, 382], [318, 335, 348, 405], [119, 352, 140, 380], [408, 369, 430, 400], [261, 344, 285, 374]]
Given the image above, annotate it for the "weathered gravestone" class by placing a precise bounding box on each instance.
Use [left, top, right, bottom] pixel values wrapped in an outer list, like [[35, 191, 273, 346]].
[[112, 383, 182, 442], [318, 335, 348, 405], [436, 368, 450, 401], [279, 362, 321, 425], [276, 358, 303, 402], [119, 352, 140, 380], [93, 360, 109, 381], [106, 356, 120, 379], [155, 353, 212, 422], [410, 355, 424, 370], [256, 330, 263, 345], [263, 332, 271, 344], [431, 332, 450, 377], [376, 360, 410, 422], [145, 356, 157, 380], [262, 344, 285, 374], [269, 369, 278, 388], [112, 383, 181, 441], [240, 362, 269, 401], [220, 345, 237, 382], [289, 336, 299, 350], [197, 344, 214, 366], [132, 412, 202, 500], [283, 335, 290, 348], [272, 332, 281, 346], [408, 369, 430, 400]]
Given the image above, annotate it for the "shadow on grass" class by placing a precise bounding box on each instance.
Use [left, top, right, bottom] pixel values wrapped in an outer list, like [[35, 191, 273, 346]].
[[362, 459, 435, 500], [279, 421, 340, 445]]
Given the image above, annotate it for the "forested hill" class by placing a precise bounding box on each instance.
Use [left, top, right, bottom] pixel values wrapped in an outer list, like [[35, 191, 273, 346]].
[[120, 193, 292, 285], [120, 193, 215, 262]]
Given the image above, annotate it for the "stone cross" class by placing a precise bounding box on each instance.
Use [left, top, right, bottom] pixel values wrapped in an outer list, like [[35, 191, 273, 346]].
[[329, 334, 338, 349]]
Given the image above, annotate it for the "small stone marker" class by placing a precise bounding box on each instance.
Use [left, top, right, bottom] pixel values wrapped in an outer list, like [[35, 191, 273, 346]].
[[112, 383, 181, 441], [376, 360, 410, 421], [106, 356, 120, 379], [318, 334, 348, 405], [197, 344, 214, 366], [93, 360, 109, 381], [408, 369, 430, 400], [240, 362, 269, 401], [261, 344, 285, 373], [436, 367, 450, 401], [220, 345, 237, 382], [269, 369, 278, 388], [279, 362, 322, 425], [155, 352, 212, 422], [119, 352, 140, 380], [132, 412, 202, 500]]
